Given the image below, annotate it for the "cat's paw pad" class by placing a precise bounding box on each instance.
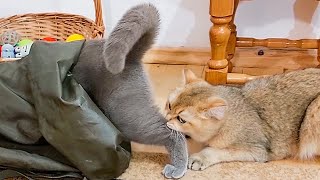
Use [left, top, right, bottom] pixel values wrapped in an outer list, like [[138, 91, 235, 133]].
[[188, 154, 209, 171], [162, 164, 187, 179]]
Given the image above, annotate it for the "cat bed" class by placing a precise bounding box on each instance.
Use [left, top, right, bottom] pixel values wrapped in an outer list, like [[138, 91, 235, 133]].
[[0, 41, 131, 179]]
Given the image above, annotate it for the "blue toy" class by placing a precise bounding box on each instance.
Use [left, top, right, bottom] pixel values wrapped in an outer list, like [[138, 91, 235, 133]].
[[1, 44, 15, 58]]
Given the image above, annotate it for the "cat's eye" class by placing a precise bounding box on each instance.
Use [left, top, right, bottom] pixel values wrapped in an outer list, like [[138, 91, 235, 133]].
[[168, 103, 171, 110], [177, 116, 186, 124]]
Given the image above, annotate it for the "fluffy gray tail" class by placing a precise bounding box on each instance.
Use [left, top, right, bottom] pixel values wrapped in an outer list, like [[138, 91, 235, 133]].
[[103, 4, 160, 74]]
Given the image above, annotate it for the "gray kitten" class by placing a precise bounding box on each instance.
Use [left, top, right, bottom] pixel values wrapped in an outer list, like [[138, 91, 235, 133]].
[[166, 68, 320, 171], [72, 4, 188, 179]]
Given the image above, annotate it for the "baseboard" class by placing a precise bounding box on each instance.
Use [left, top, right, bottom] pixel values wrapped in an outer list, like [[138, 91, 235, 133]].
[[143, 47, 319, 70], [2, 47, 318, 71], [143, 47, 210, 65]]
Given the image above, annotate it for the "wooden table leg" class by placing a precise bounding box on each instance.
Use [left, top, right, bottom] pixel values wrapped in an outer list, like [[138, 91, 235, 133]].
[[205, 0, 234, 85], [226, 0, 239, 72], [318, 39, 320, 67]]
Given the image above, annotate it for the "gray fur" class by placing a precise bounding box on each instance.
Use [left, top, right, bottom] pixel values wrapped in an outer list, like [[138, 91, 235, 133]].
[[72, 4, 188, 179]]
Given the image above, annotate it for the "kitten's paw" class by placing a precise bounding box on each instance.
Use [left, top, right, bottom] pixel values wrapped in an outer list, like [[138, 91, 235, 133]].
[[188, 154, 210, 171], [162, 164, 187, 179]]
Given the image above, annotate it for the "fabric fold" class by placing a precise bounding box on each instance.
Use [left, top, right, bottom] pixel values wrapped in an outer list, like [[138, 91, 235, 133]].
[[0, 41, 131, 179]]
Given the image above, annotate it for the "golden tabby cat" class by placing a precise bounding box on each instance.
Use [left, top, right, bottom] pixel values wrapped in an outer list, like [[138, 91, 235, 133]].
[[165, 68, 320, 171]]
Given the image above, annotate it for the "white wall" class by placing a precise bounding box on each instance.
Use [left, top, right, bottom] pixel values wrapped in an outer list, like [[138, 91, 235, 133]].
[[1, 0, 319, 48]]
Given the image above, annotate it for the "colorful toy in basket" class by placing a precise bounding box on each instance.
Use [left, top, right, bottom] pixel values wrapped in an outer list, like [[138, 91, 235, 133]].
[[0, 31, 86, 59], [1, 44, 15, 58], [17, 39, 33, 47], [15, 39, 34, 58], [66, 34, 85, 42], [42, 37, 57, 42], [0, 30, 21, 46]]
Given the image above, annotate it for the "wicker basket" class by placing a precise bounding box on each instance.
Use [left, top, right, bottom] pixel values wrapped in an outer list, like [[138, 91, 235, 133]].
[[0, 0, 105, 41]]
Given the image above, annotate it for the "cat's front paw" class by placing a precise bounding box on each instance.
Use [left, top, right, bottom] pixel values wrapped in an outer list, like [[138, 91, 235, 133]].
[[162, 164, 187, 179], [188, 154, 210, 171]]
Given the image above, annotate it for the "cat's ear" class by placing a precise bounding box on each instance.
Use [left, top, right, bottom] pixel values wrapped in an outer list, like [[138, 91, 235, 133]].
[[183, 69, 198, 84], [205, 106, 227, 120], [204, 97, 227, 120]]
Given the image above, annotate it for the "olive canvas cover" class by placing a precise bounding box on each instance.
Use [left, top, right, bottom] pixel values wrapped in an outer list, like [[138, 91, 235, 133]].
[[0, 41, 131, 179]]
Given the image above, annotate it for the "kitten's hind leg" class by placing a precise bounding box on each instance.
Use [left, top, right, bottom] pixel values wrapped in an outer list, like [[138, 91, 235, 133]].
[[132, 122, 188, 179], [162, 130, 188, 179], [188, 146, 268, 171], [298, 95, 320, 160]]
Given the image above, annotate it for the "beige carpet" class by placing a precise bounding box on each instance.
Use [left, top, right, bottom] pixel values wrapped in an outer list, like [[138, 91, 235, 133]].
[[120, 152, 320, 180]]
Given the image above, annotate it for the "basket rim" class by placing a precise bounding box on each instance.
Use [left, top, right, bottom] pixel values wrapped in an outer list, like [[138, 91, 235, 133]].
[[0, 0, 104, 26], [0, 12, 99, 23], [0, 12, 105, 33]]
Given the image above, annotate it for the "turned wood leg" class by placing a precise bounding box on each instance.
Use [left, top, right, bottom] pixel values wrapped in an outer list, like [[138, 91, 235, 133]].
[[226, 0, 239, 72], [318, 40, 320, 68], [205, 0, 234, 85]]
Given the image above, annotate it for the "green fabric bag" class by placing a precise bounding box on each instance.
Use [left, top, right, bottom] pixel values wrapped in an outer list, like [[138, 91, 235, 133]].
[[0, 41, 131, 180]]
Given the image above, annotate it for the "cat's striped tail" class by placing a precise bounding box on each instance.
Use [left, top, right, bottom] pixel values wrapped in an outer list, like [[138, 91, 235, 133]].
[[103, 3, 160, 74]]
